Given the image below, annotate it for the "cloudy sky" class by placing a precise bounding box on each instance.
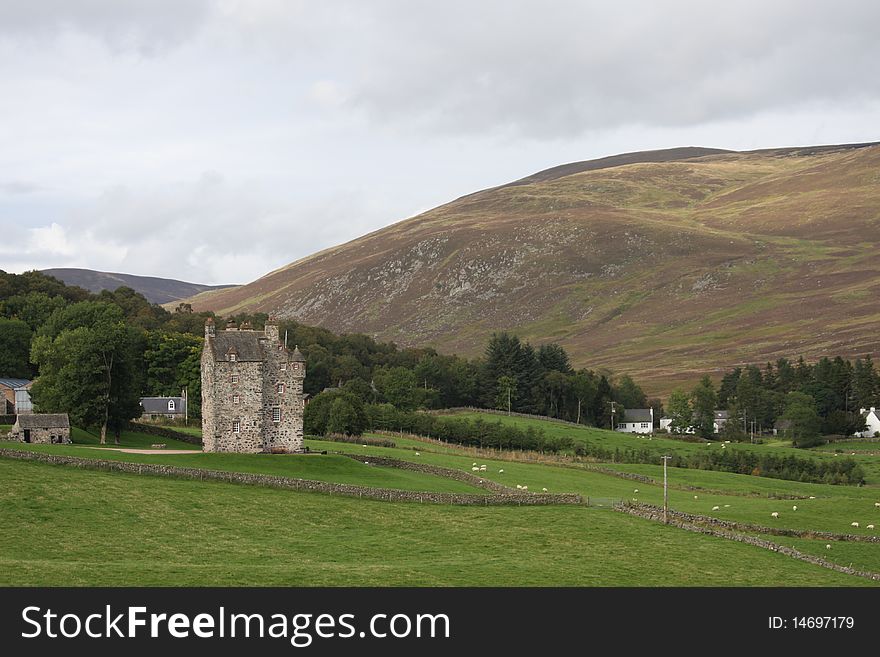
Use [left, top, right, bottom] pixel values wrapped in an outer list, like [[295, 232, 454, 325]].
[[1, 0, 878, 285]]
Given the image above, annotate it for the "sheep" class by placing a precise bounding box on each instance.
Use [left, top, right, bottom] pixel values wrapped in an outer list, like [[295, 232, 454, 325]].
[[472, 462, 477, 466], [633, 489, 639, 493], [826, 544, 832, 549], [875, 502, 880, 508], [516, 484, 523, 490], [851, 522, 860, 528], [809, 496, 816, 499], [721, 445, 726, 449], [499, 469, 504, 473], [415, 452, 420, 456], [771, 512, 779, 518], [542, 487, 548, 492], [522, 485, 528, 491], [724, 504, 730, 508], [480, 465, 487, 472], [694, 495, 699, 499], [712, 506, 720, 511], [868, 524, 876, 530], [792, 505, 797, 511], [471, 467, 479, 471]]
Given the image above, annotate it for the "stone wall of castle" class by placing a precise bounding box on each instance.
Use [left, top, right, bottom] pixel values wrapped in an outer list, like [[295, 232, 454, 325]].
[[202, 322, 304, 453]]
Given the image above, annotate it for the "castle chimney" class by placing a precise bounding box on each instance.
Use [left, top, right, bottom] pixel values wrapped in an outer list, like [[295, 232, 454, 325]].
[[265, 315, 280, 343], [205, 317, 215, 338], [226, 319, 238, 331]]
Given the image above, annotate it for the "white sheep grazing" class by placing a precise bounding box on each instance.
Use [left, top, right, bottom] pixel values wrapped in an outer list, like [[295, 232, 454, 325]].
[[875, 502, 880, 508], [499, 469, 504, 474], [472, 462, 477, 466], [471, 467, 479, 471], [480, 466, 487, 471], [826, 544, 832, 549], [792, 505, 798, 511], [633, 489, 639, 493], [724, 504, 730, 508], [694, 495, 699, 499], [712, 506, 720, 511], [851, 522, 860, 528], [516, 484, 523, 489], [542, 487, 548, 492], [415, 452, 420, 456], [522, 485, 528, 491], [771, 512, 779, 518], [868, 524, 875, 530], [809, 496, 816, 499]]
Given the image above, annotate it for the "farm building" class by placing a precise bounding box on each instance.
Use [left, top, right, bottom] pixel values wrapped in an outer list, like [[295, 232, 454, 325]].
[[616, 408, 654, 434], [140, 396, 187, 421], [201, 317, 306, 453], [659, 410, 730, 434], [0, 378, 32, 415], [9, 413, 70, 444], [857, 407, 880, 438]]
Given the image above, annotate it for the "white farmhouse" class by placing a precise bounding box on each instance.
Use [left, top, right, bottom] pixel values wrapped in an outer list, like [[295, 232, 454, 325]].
[[617, 408, 654, 434], [857, 407, 880, 438]]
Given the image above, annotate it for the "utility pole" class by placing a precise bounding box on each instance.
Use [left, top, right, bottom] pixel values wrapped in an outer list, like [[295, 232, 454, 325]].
[[661, 455, 672, 524], [607, 401, 618, 431]]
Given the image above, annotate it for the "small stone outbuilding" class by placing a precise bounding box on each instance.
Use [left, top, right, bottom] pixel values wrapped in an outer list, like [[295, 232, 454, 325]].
[[10, 413, 71, 444]]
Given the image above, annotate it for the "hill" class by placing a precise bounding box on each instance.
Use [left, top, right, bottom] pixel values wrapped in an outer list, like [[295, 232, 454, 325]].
[[42, 268, 235, 305], [183, 142, 880, 394]]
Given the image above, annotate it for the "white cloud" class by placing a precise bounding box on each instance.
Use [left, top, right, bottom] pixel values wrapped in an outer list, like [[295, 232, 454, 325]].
[[0, 1, 878, 284]]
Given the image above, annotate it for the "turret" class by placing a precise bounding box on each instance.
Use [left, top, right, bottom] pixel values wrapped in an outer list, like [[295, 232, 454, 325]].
[[205, 317, 215, 339], [265, 315, 280, 343], [290, 345, 306, 377]]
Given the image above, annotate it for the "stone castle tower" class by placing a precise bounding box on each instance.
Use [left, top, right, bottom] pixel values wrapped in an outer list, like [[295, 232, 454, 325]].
[[201, 316, 306, 453]]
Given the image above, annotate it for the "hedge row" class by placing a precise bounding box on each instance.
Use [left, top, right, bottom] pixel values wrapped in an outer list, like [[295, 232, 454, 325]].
[[366, 405, 574, 453], [128, 421, 202, 446]]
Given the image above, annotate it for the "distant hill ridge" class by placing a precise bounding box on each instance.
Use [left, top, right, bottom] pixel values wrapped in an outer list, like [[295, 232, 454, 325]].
[[180, 142, 880, 393], [41, 268, 235, 305]]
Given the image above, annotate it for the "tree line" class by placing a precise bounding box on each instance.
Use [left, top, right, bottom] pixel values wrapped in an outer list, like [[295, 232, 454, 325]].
[[664, 357, 878, 446]]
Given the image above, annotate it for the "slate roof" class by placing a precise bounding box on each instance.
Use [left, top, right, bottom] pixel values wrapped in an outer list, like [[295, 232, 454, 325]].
[[207, 330, 269, 362], [623, 408, 653, 423], [0, 378, 31, 389], [16, 413, 69, 429], [140, 397, 186, 413], [290, 346, 306, 363]]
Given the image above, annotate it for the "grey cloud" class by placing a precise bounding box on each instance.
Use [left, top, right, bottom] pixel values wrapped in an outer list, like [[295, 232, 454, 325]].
[[0, 0, 213, 53]]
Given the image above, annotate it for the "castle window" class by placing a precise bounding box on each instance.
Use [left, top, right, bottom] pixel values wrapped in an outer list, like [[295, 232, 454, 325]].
[[233, 394, 240, 405], [231, 374, 239, 384], [277, 383, 285, 395], [281, 363, 287, 371], [232, 420, 241, 434], [168, 399, 175, 411], [272, 407, 281, 423], [229, 353, 237, 362]]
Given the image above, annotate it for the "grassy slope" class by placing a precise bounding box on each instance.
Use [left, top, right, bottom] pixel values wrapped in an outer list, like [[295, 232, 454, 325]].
[[0, 442, 482, 494], [0, 458, 869, 587], [444, 411, 880, 483]]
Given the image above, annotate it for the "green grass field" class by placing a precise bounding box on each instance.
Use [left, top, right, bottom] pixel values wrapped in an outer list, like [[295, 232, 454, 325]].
[[441, 411, 880, 483], [0, 458, 870, 587], [4, 412, 880, 585], [0, 442, 482, 494]]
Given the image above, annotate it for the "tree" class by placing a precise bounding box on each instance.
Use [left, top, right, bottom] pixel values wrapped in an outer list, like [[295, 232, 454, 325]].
[[0, 318, 32, 378], [496, 376, 517, 414], [781, 391, 822, 448], [304, 390, 367, 436], [373, 366, 419, 411], [537, 343, 572, 374], [30, 302, 143, 444], [691, 376, 717, 439], [666, 389, 692, 434], [570, 371, 597, 425], [327, 396, 367, 436], [614, 374, 647, 409]]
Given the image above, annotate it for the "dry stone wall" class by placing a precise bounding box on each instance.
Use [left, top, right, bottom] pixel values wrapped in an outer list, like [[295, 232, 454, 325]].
[[0, 448, 582, 506]]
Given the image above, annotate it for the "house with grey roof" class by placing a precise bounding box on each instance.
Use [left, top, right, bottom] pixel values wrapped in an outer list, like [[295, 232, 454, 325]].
[[10, 413, 70, 444], [140, 396, 187, 420], [616, 408, 654, 434]]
